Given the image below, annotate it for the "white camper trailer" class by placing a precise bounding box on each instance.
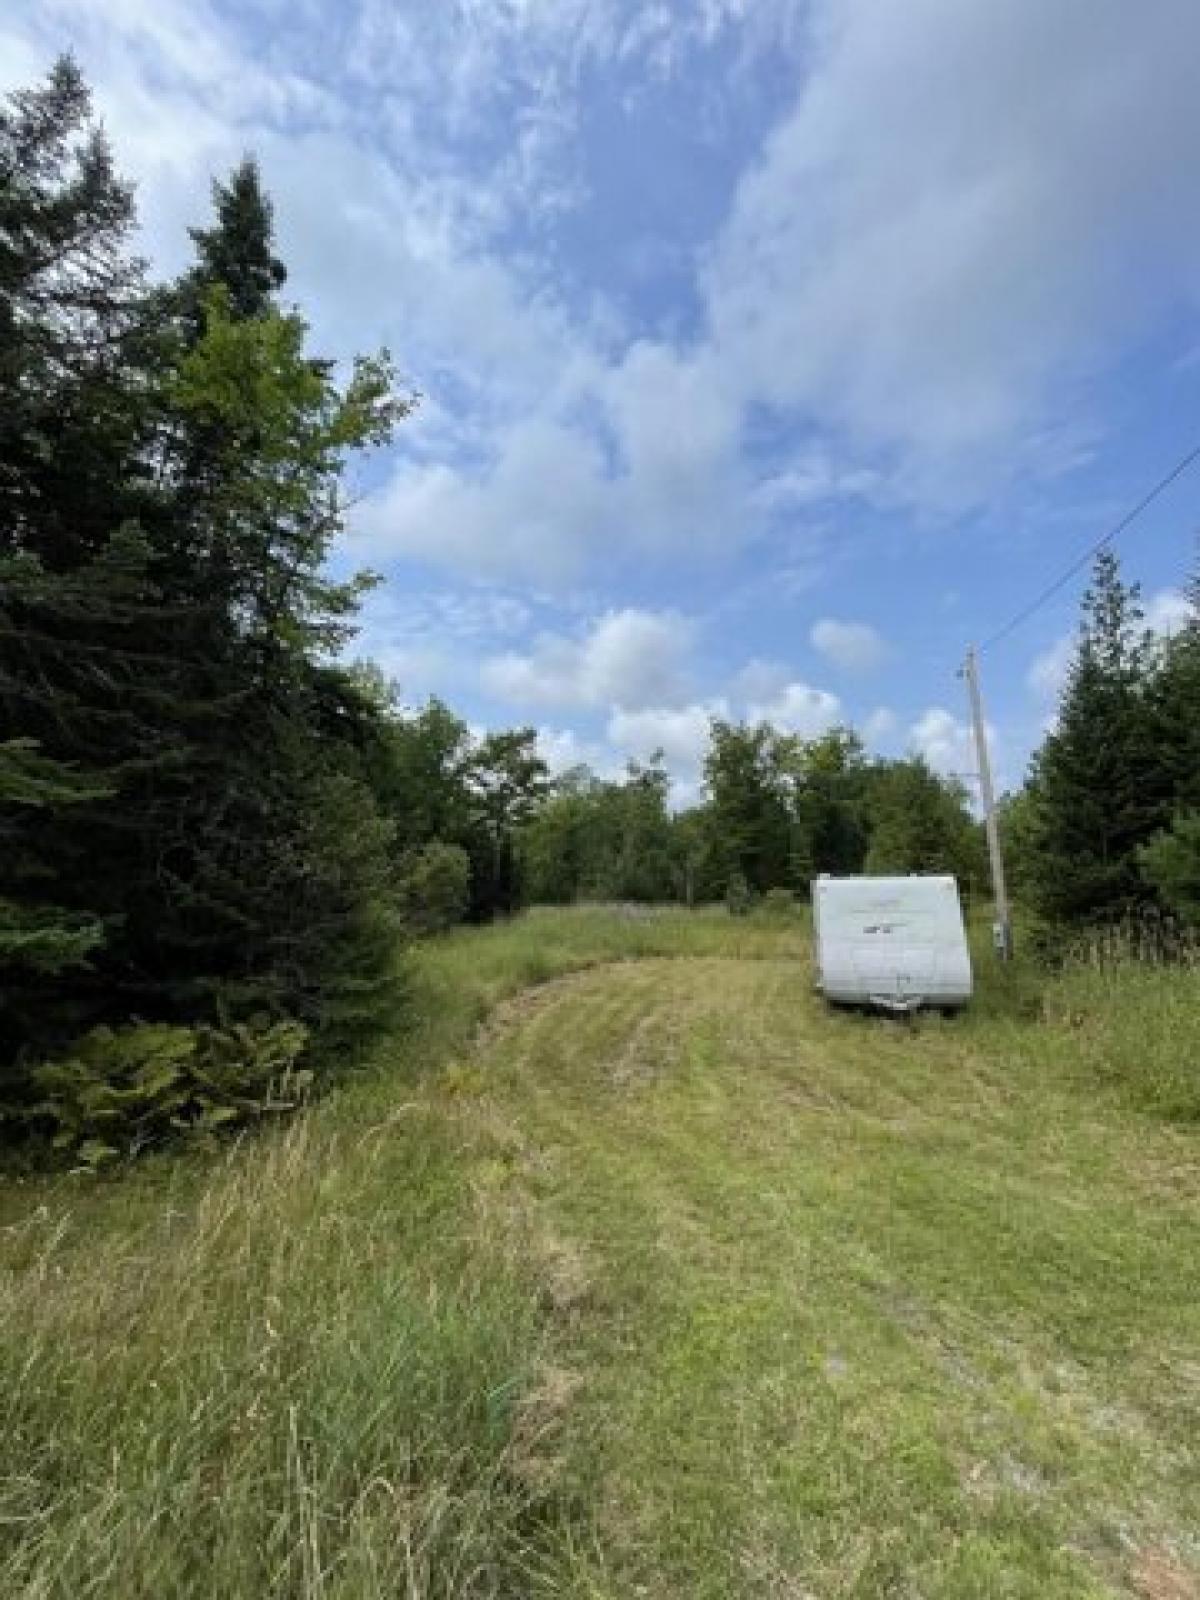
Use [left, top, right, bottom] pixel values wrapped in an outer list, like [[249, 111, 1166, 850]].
[[812, 875, 973, 1013]]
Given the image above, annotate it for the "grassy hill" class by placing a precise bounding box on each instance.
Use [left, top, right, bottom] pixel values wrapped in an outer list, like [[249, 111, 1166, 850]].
[[1, 909, 1197, 1597]]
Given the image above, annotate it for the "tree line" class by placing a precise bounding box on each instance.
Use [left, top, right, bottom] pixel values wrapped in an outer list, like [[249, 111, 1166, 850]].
[[521, 729, 987, 909]]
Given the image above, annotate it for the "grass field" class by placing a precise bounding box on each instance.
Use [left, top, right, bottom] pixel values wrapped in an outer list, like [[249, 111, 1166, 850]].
[[1, 908, 1197, 1597]]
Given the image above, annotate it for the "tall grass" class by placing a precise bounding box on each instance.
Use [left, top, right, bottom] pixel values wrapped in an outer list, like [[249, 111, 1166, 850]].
[[0, 1107, 556, 1596], [0, 906, 1196, 1596], [1041, 930, 1200, 1121], [0, 908, 804, 1598]]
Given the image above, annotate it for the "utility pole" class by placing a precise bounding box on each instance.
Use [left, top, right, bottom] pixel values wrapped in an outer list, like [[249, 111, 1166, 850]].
[[961, 645, 1013, 960]]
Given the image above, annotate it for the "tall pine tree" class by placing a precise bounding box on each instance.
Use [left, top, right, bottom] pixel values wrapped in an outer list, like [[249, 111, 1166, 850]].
[[180, 157, 286, 334], [131, 157, 407, 1041], [0, 59, 185, 1068], [2, 61, 408, 1087], [1026, 552, 1168, 926], [1138, 560, 1200, 923]]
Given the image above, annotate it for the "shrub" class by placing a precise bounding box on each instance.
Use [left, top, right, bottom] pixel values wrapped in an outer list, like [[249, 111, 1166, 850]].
[[27, 1017, 310, 1166], [396, 843, 471, 936], [760, 888, 797, 917], [1139, 812, 1200, 926], [725, 871, 754, 917]]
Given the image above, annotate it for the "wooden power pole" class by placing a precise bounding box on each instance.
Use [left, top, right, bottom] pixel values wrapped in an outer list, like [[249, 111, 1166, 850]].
[[961, 645, 1013, 960]]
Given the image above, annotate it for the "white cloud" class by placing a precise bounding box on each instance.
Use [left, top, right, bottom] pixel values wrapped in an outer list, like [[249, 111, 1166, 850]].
[[535, 725, 621, 778], [354, 335, 750, 580], [607, 700, 724, 770], [753, 445, 882, 510], [349, 583, 539, 703], [730, 657, 790, 701], [482, 608, 692, 711], [355, 420, 613, 580], [1145, 587, 1192, 639], [908, 707, 989, 781], [1027, 634, 1074, 701], [10, 0, 1199, 626], [602, 342, 744, 550], [1027, 586, 1193, 703], [704, 0, 1200, 501], [809, 617, 887, 673], [747, 681, 841, 737], [361, 643, 452, 703], [863, 706, 897, 746], [0, 1, 765, 591], [342, 0, 1200, 582]]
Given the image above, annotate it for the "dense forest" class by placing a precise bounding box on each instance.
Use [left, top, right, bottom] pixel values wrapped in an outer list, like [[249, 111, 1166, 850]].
[[2, 61, 1198, 1164]]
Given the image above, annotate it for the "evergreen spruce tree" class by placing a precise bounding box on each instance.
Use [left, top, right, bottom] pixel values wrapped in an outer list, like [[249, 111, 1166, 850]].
[[1150, 560, 1200, 814], [0, 60, 184, 1070], [2, 61, 407, 1093], [1137, 559, 1200, 923], [140, 175, 406, 1042], [181, 157, 286, 333], [0, 740, 108, 1011], [1026, 552, 1168, 926], [0, 56, 154, 571]]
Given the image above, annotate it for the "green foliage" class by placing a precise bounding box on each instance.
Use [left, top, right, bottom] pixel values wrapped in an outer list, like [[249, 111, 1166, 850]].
[[358, 697, 549, 922], [520, 758, 676, 904], [520, 724, 990, 912], [786, 727, 871, 888], [1005, 554, 1200, 938], [1023, 554, 1168, 927], [168, 289, 402, 655], [396, 842, 471, 935], [1139, 811, 1200, 925], [864, 757, 986, 888], [0, 898, 104, 975], [1150, 569, 1200, 815], [27, 1016, 310, 1165], [725, 870, 754, 916], [1043, 950, 1200, 1120], [182, 156, 286, 329], [366, 696, 475, 853], [704, 720, 793, 893], [0, 740, 109, 982], [760, 887, 797, 917], [461, 727, 549, 919], [670, 804, 723, 905], [0, 56, 153, 573], [1, 61, 406, 1132], [994, 786, 1042, 902]]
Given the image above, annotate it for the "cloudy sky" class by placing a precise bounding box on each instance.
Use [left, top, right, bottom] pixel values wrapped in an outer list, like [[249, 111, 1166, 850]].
[[7, 0, 1200, 799]]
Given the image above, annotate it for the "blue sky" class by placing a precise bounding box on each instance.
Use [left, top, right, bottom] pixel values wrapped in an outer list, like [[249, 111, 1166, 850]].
[[6, 0, 1200, 801]]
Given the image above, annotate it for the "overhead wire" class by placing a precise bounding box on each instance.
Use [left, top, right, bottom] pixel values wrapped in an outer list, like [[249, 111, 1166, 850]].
[[976, 438, 1200, 654]]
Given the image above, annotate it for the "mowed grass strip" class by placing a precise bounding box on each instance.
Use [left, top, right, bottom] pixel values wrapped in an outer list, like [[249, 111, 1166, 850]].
[[451, 951, 1200, 1598], [1, 909, 1198, 1598]]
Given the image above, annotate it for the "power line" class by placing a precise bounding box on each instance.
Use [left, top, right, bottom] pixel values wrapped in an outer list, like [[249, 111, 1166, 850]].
[[977, 438, 1200, 654]]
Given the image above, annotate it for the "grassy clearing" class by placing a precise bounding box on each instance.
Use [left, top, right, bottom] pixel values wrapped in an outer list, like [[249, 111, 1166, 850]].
[[1, 908, 1197, 1597]]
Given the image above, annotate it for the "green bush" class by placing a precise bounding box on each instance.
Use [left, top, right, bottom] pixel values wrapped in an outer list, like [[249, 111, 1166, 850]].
[[760, 887, 797, 917], [396, 842, 471, 936], [28, 1017, 310, 1167], [725, 871, 754, 917], [1139, 812, 1200, 926]]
